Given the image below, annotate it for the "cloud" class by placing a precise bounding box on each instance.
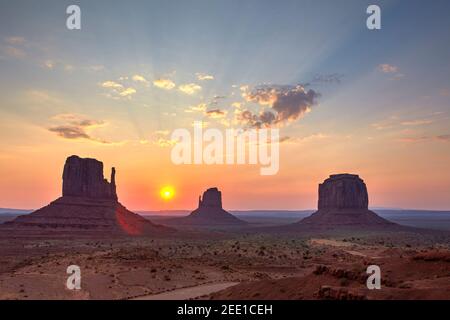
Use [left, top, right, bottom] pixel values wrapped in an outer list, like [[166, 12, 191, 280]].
[[196, 73, 214, 81], [151, 130, 177, 147], [100, 80, 136, 99], [154, 138, 178, 147], [101, 81, 123, 89], [44, 60, 54, 69], [312, 73, 343, 84], [279, 133, 330, 144], [118, 87, 136, 97], [132, 74, 150, 86], [64, 64, 74, 72], [88, 65, 105, 72], [4, 46, 26, 58], [231, 102, 243, 111], [5, 36, 26, 45], [49, 125, 90, 139], [48, 114, 109, 144], [179, 83, 202, 95], [153, 78, 176, 90], [378, 64, 398, 73], [238, 84, 320, 128], [40, 59, 75, 72], [400, 119, 433, 126], [209, 95, 226, 107], [372, 117, 433, 130], [2, 37, 28, 59], [398, 134, 450, 143], [185, 103, 207, 113], [205, 109, 227, 119]]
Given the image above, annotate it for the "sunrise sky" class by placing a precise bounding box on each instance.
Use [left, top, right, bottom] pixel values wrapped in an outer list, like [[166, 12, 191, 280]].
[[0, 0, 449, 211]]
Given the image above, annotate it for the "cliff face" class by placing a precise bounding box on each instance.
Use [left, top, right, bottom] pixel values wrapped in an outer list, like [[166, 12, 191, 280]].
[[62, 155, 117, 201], [318, 174, 368, 210]]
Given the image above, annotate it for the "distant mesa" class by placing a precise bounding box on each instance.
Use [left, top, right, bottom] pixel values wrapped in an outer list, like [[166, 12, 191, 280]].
[[296, 174, 395, 229], [165, 187, 246, 226], [1, 155, 172, 236]]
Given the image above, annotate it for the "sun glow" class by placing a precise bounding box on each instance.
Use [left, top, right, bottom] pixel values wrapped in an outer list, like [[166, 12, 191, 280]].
[[160, 186, 175, 201]]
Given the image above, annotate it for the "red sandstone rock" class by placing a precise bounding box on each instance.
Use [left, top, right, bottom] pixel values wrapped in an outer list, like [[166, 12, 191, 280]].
[[298, 174, 395, 228], [318, 174, 368, 210], [168, 187, 246, 226], [62, 155, 117, 200]]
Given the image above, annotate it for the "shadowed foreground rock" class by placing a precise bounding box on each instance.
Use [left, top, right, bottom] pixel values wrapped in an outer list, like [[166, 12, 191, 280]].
[[1, 156, 172, 236], [297, 174, 395, 228]]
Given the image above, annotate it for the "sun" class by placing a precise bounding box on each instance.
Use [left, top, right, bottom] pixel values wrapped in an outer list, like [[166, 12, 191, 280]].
[[160, 186, 175, 201]]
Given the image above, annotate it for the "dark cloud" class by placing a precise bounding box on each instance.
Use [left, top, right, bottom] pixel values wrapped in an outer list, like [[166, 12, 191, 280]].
[[48, 115, 109, 143], [436, 134, 450, 141], [312, 73, 343, 84], [209, 95, 227, 107], [398, 134, 450, 143], [49, 125, 90, 140], [239, 84, 320, 128], [205, 109, 227, 118]]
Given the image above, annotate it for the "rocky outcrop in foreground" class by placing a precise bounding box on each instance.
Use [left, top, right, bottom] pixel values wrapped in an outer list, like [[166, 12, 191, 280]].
[[1, 156, 172, 236]]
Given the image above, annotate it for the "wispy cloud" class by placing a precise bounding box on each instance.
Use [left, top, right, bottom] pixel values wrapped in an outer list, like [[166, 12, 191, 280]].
[[378, 64, 398, 73], [2, 36, 28, 59], [118, 87, 136, 97], [153, 78, 176, 90], [378, 64, 404, 80], [48, 114, 110, 144], [184, 103, 207, 113], [151, 130, 177, 147], [196, 73, 214, 81], [312, 73, 343, 84], [179, 83, 202, 95], [101, 80, 123, 89], [400, 119, 433, 126], [132, 74, 150, 86], [5, 36, 26, 45], [279, 133, 330, 144], [100, 80, 136, 99], [372, 116, 433, 130], [88, 65, 105, 72], [4, 46, 26, 58], [398, 134, 450, 143], [205, 109, 227, 119]]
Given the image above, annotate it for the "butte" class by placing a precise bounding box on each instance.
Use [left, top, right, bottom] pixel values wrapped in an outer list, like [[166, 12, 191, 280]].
[[0, 155, 173, 236]]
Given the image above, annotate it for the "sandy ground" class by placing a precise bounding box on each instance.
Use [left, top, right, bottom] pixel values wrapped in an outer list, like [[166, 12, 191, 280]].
[[132, 282, 239, 300], [0, 231, 449, 300]]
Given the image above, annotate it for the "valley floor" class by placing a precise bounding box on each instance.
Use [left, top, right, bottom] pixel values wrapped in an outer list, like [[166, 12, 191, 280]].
[[0, 231, 449, 300]]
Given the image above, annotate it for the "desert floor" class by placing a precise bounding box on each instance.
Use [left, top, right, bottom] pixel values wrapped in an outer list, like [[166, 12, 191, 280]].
[[0, 229, 449, 300]]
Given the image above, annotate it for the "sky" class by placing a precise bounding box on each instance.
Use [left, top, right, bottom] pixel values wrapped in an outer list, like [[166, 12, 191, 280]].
[[0, 0, 449, 211]]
